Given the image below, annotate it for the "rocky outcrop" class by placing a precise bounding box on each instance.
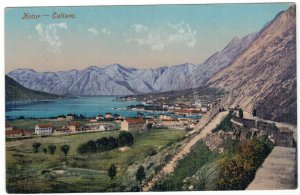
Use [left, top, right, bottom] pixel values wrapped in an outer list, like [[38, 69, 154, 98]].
[[207, 6, 296, 125]]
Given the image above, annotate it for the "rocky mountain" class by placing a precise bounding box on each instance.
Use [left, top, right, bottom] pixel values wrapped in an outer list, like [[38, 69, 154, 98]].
[[207, 6, 296, 125], [7, 31, 257, 96], [5, 75, 62, 103]]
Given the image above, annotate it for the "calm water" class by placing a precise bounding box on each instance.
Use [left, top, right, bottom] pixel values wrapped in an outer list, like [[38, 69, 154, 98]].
[[5, 96, 140, 119], [6, 96, 201, 120]]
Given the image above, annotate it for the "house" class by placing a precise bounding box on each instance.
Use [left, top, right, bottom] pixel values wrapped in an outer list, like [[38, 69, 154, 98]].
[[159, 115, 172, 120], [6, 130, 32, 138], [161, 118, 180, 126], [105, 113, 113, 119], [57, 116, 65, 121], [5, 124, 13, 131], [90, 119, 98, 123], [35, 124, 53, 135], [69, 122, 80, 132], [96, 115, 104, 120], [121, 118, 146, 131], [66, 114, 74, 121]]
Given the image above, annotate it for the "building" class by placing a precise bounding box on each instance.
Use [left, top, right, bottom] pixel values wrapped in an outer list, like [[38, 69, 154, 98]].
[[161, 118, 180, 126], [105, 113, 113, 119], [35, 124, 53, 135], [5, 124, 13, 131], [121, 118, 146, 131], [90, 119, 98, 123], [6, 130, 32, 138], [57, 116, 65, 121], [159, 115, 172, 120], [69, 122, 80, 132], [96, 115, 104, 120], [66, 114, 74, 121]]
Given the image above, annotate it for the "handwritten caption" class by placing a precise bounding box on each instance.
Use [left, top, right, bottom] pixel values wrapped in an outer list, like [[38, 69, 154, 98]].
[[22, 12, 76, 19]]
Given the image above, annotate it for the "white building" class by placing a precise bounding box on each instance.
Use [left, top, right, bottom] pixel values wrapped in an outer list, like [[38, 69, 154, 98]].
[[35, 124, 53, 135]]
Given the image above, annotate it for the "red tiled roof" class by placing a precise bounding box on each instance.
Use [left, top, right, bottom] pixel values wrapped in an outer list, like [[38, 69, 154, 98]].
[[37, 124, 52, 128], [70, 122, 80, 127], [6, 130, 32, 136], [162, 118, 179, 122], [124, 118, 145, 124]]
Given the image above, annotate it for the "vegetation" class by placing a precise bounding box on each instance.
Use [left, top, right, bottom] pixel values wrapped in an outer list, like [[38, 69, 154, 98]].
[[118, 131, 134, 146], [136, 165, 146, 186], [252, 108, 257, 117], [48, 144, 57, 154], [216, 137, 273, 190], [108, 164, 117, 180], [212, 110, 233, 133], [6, 128, 184, 193], [239, 109, 243, 118], [153, 141, 218, 191], [61, 145, 70, 156], [5, 75, 62, 102], [77, 131, 134, 154], [43, 148, 48, 154], [32, 142, 41, 153]]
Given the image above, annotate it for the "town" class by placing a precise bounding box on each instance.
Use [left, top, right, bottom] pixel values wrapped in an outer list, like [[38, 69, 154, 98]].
[[5, 100, 215, 139]]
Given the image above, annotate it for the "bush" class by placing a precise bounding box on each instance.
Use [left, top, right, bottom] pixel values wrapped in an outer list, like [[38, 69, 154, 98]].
[[216, 138, 273, 190], [32, 142, 41, 153], [48, 144, 56, 154]]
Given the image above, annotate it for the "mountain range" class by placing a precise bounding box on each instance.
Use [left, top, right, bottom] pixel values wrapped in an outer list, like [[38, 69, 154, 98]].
[[5, 75, 62, 103], [7, 31, 257, 96], [208, 6, 296, 124]]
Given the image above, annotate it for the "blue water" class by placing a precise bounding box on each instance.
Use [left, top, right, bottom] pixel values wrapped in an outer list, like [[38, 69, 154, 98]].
[[5, 96, 201, 120]]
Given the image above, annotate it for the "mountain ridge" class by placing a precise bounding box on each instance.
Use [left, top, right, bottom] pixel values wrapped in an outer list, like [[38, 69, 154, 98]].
[[7, 30, 258, 96], [207, 6, 296, 124]]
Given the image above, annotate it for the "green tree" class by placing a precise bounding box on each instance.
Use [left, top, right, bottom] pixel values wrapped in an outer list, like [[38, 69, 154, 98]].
[[118, 131, 134, 147], [43, 148, 48, 154], [239, 109, 243, 119], [48, 144, 56, 154], [61, 145, 70, 156], [252, 108, 257, 117], [136, 165, 146, 186], [108, 164, 117, 180], [32, 142, 41, 153]]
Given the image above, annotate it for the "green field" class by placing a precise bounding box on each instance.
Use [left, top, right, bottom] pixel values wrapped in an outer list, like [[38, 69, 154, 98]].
[[6, 128, 185, 193]]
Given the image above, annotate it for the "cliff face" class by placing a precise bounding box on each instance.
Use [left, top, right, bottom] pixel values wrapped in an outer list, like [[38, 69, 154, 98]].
[[207, 6, 296, 125]]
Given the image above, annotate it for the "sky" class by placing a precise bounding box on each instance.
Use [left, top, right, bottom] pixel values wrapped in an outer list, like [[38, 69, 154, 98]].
[[5, 3, 291, 73]]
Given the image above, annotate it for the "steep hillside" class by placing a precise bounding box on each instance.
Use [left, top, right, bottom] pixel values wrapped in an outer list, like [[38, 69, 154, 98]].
[[7, 32, 256, 96], [207, 6, 296, 124], [5, 75, 62, 103]]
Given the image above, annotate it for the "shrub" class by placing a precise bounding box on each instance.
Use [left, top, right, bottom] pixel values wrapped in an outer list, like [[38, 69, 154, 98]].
[[32, 142, 41, 153], [48, 144, 57, 154], [61, 145, 70, 156]]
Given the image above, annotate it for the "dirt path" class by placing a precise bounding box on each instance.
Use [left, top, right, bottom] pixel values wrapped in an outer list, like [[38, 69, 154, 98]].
[[142, 111, 229, 191]]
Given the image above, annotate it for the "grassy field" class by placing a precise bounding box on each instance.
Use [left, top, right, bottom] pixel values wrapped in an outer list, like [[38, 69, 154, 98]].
[[6, 128, 184, 193]]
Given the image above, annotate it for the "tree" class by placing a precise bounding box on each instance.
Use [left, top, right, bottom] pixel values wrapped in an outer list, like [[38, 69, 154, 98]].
[[43, 148, 48, 154], [118, 131, 134, 147], [252, 108, 257, 117], [108, 164, 117, 180], [96, 137, 109, 151], [32, 142, 41, 153], [48, 144, 57, 154], [61, 145, 70, 156], [239, 109, 243, 119], [108, 137, 118, 150], [136, 165, 146, 186]]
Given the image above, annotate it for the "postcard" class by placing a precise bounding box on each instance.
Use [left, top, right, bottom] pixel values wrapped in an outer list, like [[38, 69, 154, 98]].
[[5, 3, 297, 193]]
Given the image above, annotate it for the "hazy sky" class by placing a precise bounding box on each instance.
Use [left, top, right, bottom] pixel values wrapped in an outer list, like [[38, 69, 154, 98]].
[[5, 3, 291, 73]]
